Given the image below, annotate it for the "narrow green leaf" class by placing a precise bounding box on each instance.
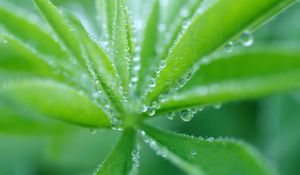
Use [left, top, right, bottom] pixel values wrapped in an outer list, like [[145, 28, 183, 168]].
[[0, 79, 111, 128], [0, 6, 67, 59], [96, 0, 116, 41], [111, 0, 132, 94], [33, 0, 83, 62], [0, 33, 83, 90], [33, 0, 125, 113], [141, 124, 274, 175], [164, 0, 189, 26], [147, 0, 296, 102], [136, 0, 160, 96], [66, 13, 127, 113], [0, 98, 72, 135], [66, 14, 117, 88], [0, 33, 54, 77], [159, 47, 300, 112], [96, 128, 137, 175], [161, 0, 203, 60]]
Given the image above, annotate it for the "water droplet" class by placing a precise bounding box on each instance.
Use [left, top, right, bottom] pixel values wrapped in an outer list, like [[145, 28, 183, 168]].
[[130, 144, 141, 175], [207, 137, 214, 142], [175, 72, 193, 90], [240, 31, 254, 47], [140, 105, 148, 113], [151, 101, 160, 109], [149, 78, 156, 88], [132, 76, 138, 82], [159, 60, 166, 69], [167, 112, 176, 120], [224, 42, 234, 53], [133, 56, 140, 62], [111, 118, 123, 131], [190, 149, 198, 158], [147, 107, 156, 116], [180, 109, 194, 122]]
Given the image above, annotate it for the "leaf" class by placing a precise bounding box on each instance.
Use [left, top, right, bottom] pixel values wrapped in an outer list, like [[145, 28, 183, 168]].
[[33, 0, 83, 62], [0, 6, 67, 59], [66, 14, 117, 83], [159, 47, 300, 112], [111, 0, 132, 94], [141, 124, 274, 175], [0, 98, 72, 135], [33, 0, 125, 112], [136, 0, 160, 96], [147, 0, 296, 102], [96, 0, 116, 41], [96, 128, 137, 175], [0, 33, 55, 77], [0, 79, 110, 128], [161, 0, 203, 60]]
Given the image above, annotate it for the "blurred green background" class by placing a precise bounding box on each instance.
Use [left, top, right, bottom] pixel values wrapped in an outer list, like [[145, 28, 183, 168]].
[[0, 0, 300, 175]]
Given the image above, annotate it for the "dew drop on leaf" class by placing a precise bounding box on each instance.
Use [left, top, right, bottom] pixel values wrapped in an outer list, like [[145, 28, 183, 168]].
[[167, 112, 176, 120], [132, 77, 138, 83], [111, 118, 123, 131], [190, 149, 198, 158], [140, 105, 148, 113], [130, 144, 141, 175], [159, 60, 166, 69], [180, 109, 194, 122], [224, 41, 234, 53], [146, 107, 156, 116], [207, 137, 214, 142], [149, 78, 156, 88], [151, 101, 160, 109], [240, 31, 254, 47]]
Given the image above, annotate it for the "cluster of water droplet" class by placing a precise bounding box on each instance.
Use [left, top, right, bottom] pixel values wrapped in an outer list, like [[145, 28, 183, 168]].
[[166, 106, 204, 122], [140, 100, 161, 116], [139, 131, 168, 158], [129, 144, 141, 175], [139, 130, 199, 161], [224, 30, 254, 53], [93, 163, 103, 175]]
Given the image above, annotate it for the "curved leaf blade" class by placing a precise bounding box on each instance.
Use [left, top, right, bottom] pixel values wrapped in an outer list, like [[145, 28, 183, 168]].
[[111, 0, 132, 94], [0, 33, 54, 77], [0, 6, 67, 59], [0, 98, 72, 136], [141, 124, 274, 175], [96, 128, 137, 175], [96, 0, 115, 41], [33, 0, 84, 63], [159, 47, 300, 111], [136, 0, 160, 96], [66, 14, 117, 87], [147, 0, 296, 102], [0, 79, 110, 128]]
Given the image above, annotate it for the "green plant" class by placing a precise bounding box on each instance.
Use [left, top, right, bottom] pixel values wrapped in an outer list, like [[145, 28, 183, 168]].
[[1, 0, 300, 174]]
